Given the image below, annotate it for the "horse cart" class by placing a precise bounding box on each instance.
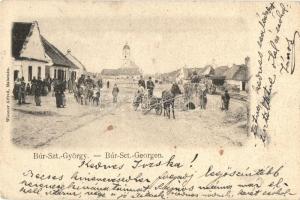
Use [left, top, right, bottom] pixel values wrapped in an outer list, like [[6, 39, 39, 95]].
[[133, 93, 163, 115]]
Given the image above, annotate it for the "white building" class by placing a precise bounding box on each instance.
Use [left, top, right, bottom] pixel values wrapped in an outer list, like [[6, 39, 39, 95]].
[[41, 37, 79, 81], [65, 49, 87, 80], [11, 21, 79, 82], [11, 21, 50, 82]]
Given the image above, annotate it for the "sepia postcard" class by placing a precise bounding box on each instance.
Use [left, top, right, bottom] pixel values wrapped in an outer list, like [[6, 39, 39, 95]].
[[0, 0, 300, 199]]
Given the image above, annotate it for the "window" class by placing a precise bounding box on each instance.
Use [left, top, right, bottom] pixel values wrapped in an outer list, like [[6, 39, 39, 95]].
[[45, 66, 50, 78], [28, 66, 32, 81], [38, 66, 41, 78], [54, 69, 57, 79]]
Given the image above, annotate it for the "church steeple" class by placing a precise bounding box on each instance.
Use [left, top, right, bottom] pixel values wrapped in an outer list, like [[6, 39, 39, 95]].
[[123, 42, 130, 59]]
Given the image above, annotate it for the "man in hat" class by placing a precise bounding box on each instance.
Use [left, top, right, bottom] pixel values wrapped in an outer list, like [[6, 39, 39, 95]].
[[221, 89, 230, 110], [146, 76, 155, 97], [138, 75, 146, 89]]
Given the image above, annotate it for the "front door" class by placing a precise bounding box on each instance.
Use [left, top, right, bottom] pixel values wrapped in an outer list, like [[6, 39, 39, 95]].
[[242, 81, 246, 91], [57, 69, 65, 80], [45, 66, 50, 79]]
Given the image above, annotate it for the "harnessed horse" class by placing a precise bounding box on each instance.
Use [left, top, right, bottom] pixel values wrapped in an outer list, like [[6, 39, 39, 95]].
[[161, 83, 182, 119]]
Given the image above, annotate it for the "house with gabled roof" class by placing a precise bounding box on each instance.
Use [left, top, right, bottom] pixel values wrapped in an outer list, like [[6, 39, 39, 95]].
[[12, 21, 79, 83], [225, 57, 250, 91], [65, 49, 87, 80], [41, 36, 79, 81], [209, 65, 229, 85], [11, 21, 50, 82]]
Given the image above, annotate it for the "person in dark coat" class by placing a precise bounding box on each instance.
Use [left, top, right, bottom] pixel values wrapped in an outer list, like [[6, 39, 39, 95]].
[[107, 80, 110, 89], [221, 90, 230, 110], [138, 75, 146, 89], [146, 77, 155, 97], [54, 80, 65, 108], [34, 77, 43, 106], [78, 74, 85, 86], [31, 77, 37, 95]]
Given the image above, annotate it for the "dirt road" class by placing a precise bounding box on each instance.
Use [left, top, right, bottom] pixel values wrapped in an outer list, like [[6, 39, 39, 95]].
[[49, 95, 248, 150], [12, 85, 249, 149]]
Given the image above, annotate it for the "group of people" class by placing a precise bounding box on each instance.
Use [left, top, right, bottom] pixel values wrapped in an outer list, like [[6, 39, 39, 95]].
[[137, 76, 155, 96], [13, 76, 45, 106]]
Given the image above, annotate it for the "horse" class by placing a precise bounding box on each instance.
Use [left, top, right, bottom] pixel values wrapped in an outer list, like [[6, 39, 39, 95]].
[[161, 83, 182, 119], [74, 84, 87, 105]]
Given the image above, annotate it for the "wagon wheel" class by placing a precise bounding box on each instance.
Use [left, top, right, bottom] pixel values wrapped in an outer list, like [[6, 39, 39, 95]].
[[155, 104, 162, 115]]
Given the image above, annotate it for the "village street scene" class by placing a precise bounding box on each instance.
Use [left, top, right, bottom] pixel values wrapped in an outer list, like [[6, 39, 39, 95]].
[[11, 20, 250, 149]]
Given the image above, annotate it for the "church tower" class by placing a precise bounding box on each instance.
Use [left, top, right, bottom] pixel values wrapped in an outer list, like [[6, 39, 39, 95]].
[[123, 42, 130, 59], [122, 42, 131, 68]]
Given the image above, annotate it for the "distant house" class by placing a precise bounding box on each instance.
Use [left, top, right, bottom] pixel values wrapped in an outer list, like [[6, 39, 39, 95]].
[[210, 66, 229, 85], [41, 36, 79, 81], [225, 57, 249, 91], [101, 67, 142, 80], [65, 49, 87, 80], [176, 66, 203, 84], [199, 65, 215, 77], [11, 21, 50, 82]]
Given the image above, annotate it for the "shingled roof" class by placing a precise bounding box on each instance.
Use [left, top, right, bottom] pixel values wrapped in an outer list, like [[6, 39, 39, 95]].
[[41, 36, 78, 69], [12, 22, 33, 58]]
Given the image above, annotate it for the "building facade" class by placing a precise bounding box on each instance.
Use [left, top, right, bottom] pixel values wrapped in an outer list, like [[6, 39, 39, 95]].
[[11, 22, 50, 82]]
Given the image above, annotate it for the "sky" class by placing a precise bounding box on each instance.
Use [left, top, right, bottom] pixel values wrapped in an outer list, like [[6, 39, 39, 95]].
[[6, 1, 258, 74]]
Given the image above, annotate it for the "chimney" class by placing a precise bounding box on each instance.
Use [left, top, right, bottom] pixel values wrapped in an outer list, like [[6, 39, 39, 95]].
[[245, 56, 250, 66]]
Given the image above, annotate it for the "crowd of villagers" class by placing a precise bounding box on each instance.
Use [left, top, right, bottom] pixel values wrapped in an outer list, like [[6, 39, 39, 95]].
[[13, 76, 70, 108]]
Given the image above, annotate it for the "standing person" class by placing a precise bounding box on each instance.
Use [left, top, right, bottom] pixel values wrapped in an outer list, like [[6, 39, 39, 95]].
[[42, 79, 48, 96], [31, 76, 37, 96], [86, 76, 93, 86], [146, 77, 155, 97], [107, 80, 110, 89], [13, 78, 21, 100], [97, 78, 103, 89], [68, 78, 72, 93], [138, 75, 146, 88], [34, 77, 43, 106], [78, 74, 85, 86], [221, 89, 230, 110], [19, 77, 26, 104], [54, 80, 61, 108], [26, 83, 31, 95], [54, 80, 65, 108], [199, 86, 208, 109], [62, 80, 67, 107], [112, 84, 119, 103]]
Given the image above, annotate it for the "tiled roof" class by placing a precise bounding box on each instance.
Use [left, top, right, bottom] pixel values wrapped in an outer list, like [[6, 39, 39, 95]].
[[214, 66, 229, 77], [12, 22, 33, 58], [41, 36, 78, 69]]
